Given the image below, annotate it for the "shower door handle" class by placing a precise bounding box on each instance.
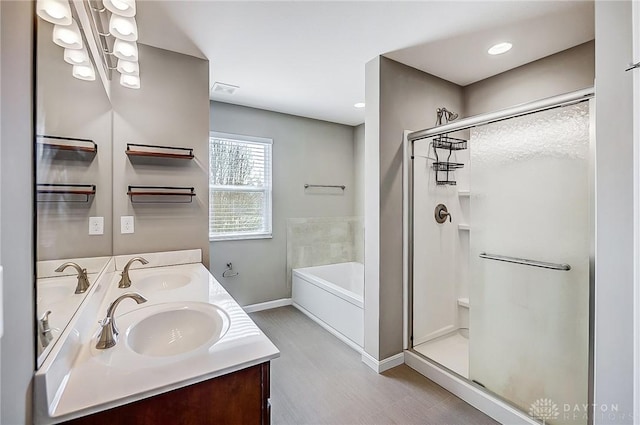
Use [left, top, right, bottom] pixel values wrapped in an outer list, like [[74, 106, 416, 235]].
[[479, 253, 571, 271]]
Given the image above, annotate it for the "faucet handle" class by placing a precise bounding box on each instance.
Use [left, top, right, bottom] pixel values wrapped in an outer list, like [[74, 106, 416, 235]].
[[39, 311, 53, 347]]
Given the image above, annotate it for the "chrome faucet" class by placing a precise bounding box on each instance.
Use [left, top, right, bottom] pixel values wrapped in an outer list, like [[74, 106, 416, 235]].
[[39, 310, 53, 348], [55, 262, 90, 294], [118, 257, 149, 288], [96, 292, 147, 349]]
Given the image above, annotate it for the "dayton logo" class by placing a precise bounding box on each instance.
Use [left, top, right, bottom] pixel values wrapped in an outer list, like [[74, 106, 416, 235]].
[[529, 398, 560, 424]]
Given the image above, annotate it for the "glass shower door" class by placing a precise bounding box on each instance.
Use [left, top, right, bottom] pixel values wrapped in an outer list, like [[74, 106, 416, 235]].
[[469, 102, 591, 425]]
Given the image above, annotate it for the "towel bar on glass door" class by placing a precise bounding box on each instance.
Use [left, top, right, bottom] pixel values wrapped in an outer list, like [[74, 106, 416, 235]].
[[479, 253, 571, 271]]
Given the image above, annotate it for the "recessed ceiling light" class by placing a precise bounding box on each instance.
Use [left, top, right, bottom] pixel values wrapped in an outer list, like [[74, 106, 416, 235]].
[[488, 42, 512, 55], [211, 82, 239, 95], [354, 102, 365, 108]]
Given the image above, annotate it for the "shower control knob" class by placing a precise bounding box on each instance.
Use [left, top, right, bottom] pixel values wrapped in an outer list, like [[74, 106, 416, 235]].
[[435, 204, 452, 224]]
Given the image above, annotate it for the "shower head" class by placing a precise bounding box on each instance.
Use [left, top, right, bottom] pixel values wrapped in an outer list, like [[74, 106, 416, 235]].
[[435, 107, 459, 125]]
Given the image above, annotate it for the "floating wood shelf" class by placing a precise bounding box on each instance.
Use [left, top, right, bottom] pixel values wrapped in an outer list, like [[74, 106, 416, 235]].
[[127, 185, 196, 203], [126, 143, 194, 160], [37, 183, 96, 203], [36, 135, 97, 159]]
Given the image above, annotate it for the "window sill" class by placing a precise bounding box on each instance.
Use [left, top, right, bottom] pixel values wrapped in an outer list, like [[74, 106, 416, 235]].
[[210, 233, 273, 242]]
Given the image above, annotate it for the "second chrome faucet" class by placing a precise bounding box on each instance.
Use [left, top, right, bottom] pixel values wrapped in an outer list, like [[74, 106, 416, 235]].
[[96, 292, 147, 349], [55, 262, 90, 294], [118, 257, 149, 288]]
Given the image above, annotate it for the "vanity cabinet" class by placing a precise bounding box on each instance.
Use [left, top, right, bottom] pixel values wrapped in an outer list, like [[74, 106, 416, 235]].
[[64, 362, 271, 425]]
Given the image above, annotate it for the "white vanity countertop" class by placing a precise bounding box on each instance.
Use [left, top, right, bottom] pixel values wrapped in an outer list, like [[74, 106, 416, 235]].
[[46, 262, 279, 422]]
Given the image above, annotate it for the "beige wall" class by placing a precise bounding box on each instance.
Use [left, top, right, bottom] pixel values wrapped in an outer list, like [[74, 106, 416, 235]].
[[463, 41, 595, 117], [209, 102, 355, 306], [354, 123, 365, 218], [0, 2, 35, 424], [36, 20, 113, 261], [369, 57, 464, 360], [112, 45, 210, 267]]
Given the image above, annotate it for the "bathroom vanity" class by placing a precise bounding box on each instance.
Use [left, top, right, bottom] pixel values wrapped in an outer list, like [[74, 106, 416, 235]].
[[34, 250, 279, 424]]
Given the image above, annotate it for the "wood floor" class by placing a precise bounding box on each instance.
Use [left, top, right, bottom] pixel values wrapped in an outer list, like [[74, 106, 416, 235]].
[[250, 306, 499, 425]]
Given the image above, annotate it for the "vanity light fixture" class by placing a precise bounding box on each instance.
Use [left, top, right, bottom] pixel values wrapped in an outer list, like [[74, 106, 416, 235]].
[[354, 102, 365, 108], [120, 74, 140, 89], [53, 18, 82, 49], [36, 0, 72, 25], [487, 42, 513, 55], [116, 59, 139, 76], [113, 39, 139, 61], [103, 0, 136, 17], [64, 47, 90, 66], [72, 64, 96, 81], [109, 14, 138, 41]]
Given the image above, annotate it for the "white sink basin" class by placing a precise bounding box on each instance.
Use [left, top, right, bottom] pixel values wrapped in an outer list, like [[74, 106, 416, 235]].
[[125, 302, 230, 357], [134, 273, 192, 291], [37, 278, 78, 305]]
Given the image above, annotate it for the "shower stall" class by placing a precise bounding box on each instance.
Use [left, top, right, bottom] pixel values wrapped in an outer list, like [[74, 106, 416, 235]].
[[403, 88, 594, 425]]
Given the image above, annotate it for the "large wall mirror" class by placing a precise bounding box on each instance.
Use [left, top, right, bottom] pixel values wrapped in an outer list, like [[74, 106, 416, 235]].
[[35, 14, 113, 365]]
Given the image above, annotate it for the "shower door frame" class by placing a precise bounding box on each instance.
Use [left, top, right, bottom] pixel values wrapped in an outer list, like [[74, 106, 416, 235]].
[[403, 87, 595, 425]]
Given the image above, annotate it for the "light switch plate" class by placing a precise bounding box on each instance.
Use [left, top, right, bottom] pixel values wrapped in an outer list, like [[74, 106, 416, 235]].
[[89, 217, 104, 235], [121, 216, 134, 234]]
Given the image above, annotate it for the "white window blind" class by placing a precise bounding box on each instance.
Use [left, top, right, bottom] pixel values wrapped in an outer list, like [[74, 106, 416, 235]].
[[209, 132, 272, 241]]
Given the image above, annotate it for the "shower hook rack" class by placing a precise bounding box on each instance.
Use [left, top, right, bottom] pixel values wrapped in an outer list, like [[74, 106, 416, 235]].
[[431, 134, 468, 186]]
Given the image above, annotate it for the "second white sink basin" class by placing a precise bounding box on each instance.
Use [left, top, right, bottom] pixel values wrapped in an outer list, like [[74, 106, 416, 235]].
[[134, 273, 192, 291], [126, 302, 230, 357]]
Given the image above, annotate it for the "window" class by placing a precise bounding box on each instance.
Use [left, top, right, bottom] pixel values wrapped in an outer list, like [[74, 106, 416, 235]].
[[209, 132, 272, 241]]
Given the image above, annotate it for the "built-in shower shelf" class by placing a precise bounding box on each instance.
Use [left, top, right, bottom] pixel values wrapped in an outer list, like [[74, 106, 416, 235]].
[[458, 190, 470, 197], [458, 224, 470, 231], [457, 298, 470, 308]]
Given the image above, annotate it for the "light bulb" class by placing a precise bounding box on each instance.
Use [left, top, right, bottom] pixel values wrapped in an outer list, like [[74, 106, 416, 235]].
[[109, 14, 138, 41], [64, 47, 89, 65], [72, 64, 96, 81], [36, 0, 72, 25], [120, 74, 140, 89], [53, 19, 82, 49], [488, 42, 513, 55], [116, 59, 139, 76], [113, 39, 139, 61], [103, 0, 136, 17]]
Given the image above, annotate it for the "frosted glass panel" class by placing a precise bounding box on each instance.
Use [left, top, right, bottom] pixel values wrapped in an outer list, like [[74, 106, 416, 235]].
[[469, 102, 590, 425]]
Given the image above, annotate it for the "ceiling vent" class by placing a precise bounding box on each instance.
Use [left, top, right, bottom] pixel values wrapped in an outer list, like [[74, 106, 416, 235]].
[[211, 82, 239, 95]]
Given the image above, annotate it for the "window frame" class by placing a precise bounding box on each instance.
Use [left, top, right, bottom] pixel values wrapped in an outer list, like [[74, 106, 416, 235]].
[[208, 131, 273, 242]]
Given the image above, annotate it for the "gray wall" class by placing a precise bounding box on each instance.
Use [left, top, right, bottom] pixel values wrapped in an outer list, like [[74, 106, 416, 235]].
[[370, 57, 465, 360], [112, 45, 210, 267], [463, 41, 595, 116], [594, 2, 635, 422], [36, 20, 113, 261], [0, 2, 34, 424], [209, 102, 355, 306]]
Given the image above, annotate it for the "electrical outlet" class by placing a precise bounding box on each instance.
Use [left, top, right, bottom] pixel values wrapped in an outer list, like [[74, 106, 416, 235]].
[[89, 217, 104, 235], [121, 216, 134, 234]]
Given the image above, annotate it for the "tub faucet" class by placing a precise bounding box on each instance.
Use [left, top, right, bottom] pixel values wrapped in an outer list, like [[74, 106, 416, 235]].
[[96, 292, 147, 349], [55, 262, 90, 294], [118, 257, 149, 288]]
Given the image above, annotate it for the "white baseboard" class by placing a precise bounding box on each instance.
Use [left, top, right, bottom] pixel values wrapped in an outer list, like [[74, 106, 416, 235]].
[[243, 298, 292, 313], [404, 350, 538, 425], [361, 351, 405, 373], [292, 302, 363, 354]]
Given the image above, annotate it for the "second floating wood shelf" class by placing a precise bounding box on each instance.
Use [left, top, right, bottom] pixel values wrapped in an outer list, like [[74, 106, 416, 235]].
[[126, 143, 194, 160], [37, 183, 96, 203], [127, 185, 196, 203]]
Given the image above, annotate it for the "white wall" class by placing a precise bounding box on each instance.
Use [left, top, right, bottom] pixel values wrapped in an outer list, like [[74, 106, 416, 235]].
[[0, 2, 34, 424], [209, 102, 355, 306], [594, 2, 635, 422]]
